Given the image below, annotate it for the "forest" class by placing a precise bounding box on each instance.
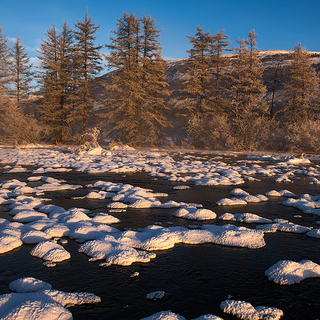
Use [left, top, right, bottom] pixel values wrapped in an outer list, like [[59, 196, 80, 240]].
[[0, 10, 320, 153]]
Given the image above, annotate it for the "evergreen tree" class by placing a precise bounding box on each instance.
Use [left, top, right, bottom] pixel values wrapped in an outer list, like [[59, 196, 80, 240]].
[[9, 35, 34, 108], [283, 43, 319, 122], [177, 26, 212, 146], [106, 13, 170, 146], [73, 9, 102, 136], [230, 30, 266, 149]]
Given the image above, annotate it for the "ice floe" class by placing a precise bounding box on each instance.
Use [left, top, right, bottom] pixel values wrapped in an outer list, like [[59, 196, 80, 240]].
[[220, 299, 283, 320], [265, 260, 320, 285]]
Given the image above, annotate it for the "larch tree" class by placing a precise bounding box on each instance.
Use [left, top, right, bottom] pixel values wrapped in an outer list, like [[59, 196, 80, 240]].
[[106, 12, 143, 145], [37, 22, 74, 143], [9, 35, 34, 108], [139, 15, 171, 146], [178, 26, 212, 147], [37, 24, 61, 141], [230, 30, 266, 149], [73, 9, 102, 136], [106, 12, 169, 146], [209, 29, 232, 112], [283, 43, 319, 122], [0, 26, 11, 92]]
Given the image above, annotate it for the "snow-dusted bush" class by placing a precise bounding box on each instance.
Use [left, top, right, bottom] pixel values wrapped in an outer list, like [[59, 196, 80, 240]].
[[0, 100, 41, 145], [74, 127, 101, 152], [283, 120, 320, 153]]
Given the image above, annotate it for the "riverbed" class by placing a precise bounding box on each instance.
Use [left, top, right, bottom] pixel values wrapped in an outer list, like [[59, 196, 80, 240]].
[[0, 147, 319, 319]]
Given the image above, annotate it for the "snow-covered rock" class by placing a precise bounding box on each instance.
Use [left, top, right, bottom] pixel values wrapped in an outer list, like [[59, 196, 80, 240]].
[[265, 260, 320, 285], [220, 299, 283, 320]]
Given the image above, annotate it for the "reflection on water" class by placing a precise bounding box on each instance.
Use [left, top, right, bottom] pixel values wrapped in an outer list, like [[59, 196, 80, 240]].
[[1, 158, 320, 319]]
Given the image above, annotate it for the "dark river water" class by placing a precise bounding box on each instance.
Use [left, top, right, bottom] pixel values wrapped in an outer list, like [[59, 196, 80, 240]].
[[0, 156, 320, 320]]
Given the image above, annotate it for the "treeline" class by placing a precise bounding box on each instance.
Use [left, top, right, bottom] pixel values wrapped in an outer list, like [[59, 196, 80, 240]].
[[0, 10, 320, 152]]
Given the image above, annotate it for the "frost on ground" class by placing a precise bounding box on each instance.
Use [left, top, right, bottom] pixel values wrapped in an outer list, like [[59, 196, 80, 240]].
[[220, 300, 283, 320], [265, 260, 320, 285], [0, 277, 100, 320]]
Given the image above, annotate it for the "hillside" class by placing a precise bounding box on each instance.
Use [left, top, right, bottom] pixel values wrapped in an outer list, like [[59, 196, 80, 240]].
[[93, 50, 320, 143]]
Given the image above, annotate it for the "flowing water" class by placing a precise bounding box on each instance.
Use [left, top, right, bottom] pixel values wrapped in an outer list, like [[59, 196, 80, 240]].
[[0, 155, 320, 319]]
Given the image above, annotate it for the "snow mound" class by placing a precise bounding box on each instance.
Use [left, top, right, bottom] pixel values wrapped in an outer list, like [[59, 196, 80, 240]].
[[306, 228, 320, 238], [92, 213, 120, 224], [216, 198, 247, 206], [230, 188, 249, 196], [219, 213, 272, 224], [9, 277, 52, 293], [140, 311, 223, 320], [140, 311, 186, 320], [256, 221, 311, 233], [79, 240, 156, 267], [265, 259, 320, 285], [107, 202, 128, 209], [191, 316, 223, 320], [146, 291, 165, 300], [30, 241, 71, 263], [173, 185, 190, 190], [220, 299, 283, 320], [21, 230, 52, 244], [265, 189, 297, 197], [0, 280, 100, 320], [173, 207, 217, 221], [0, 235, 23, 254]]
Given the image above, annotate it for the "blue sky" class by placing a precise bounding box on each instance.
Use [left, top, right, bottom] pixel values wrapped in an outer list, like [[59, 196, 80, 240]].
[[1, 0, 320, 66]]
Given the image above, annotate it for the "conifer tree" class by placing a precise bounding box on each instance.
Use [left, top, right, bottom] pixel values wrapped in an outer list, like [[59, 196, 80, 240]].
[[283, 43, 319, 122], [106, 13, 170, 146], [177, 26, 212, 146], [0, 27, 11, 92], [210, 29, 232, 112], [230, 30, 266, 149], [139, 15, 171, 145], [37, 24, 60, 140], [9, 35, 34, 108], [73, 9, 102, 136], [37, 22, 74, 143], [106, 12, 142, 144]]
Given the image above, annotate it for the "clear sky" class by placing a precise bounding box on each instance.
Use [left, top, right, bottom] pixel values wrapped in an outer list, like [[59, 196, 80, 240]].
[[1, 0, 320, 66]]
